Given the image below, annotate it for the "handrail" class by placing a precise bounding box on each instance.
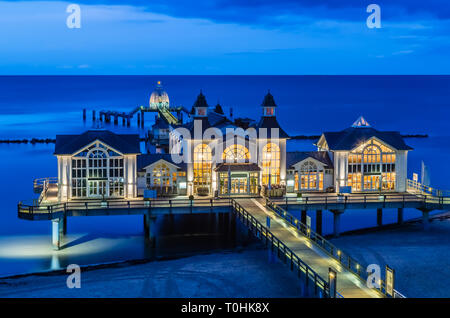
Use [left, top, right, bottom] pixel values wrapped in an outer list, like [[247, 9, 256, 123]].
[[18, 193, 450, 217], [34, 177, 58, 189], [230, 199, 330, 298], [270, 193, 450, 210], [18, 198, 234, 216], [265, 198, 405, 298], [407, 179, 450, 197], [36, 178, 58, 205]]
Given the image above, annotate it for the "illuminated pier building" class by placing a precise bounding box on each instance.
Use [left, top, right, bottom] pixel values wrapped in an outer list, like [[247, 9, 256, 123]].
[[54, 84, 412, 199]]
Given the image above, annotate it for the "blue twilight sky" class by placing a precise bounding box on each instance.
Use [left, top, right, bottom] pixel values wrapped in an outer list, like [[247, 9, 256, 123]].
[[0, 0, 449, 74]]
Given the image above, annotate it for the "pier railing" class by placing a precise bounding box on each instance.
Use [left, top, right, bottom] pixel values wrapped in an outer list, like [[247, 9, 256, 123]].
[[33, 177, 57, 192], [265, 198, 405, 298], [19, 193, 450, 218], [407, 179, 450, 197], [231, 199, 330, 298], [18, 198, 233, 217], [270, 193, 450, 211]]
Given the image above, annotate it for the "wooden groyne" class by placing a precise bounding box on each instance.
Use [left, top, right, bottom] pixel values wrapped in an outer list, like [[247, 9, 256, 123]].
[[290, 134, 429, 140], [0, 138, 56, 144]]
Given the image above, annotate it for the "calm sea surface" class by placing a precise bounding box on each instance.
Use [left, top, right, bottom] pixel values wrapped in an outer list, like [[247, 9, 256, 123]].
[[0, 75, 449, 276]]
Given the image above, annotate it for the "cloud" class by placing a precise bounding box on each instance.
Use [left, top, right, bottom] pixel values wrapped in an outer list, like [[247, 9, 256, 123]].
[[5, 0, 447, 26], [0, 1, 449, 74]]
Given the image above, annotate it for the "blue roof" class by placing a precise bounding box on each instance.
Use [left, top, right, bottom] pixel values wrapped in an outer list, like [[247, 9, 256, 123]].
[[255, 116, 289, 138], [321, 127, 413, 151], [286, 151, 333, 169], [55, 130, 141, 155], [137, 153, 186, 171]]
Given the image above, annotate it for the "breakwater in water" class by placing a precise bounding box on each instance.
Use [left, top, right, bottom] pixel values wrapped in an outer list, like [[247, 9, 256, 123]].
[[0, 135, 429, 144]]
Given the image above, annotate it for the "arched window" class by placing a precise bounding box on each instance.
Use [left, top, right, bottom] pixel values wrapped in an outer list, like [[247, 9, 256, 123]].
[[88, 150, 107, 179], [262, 143, 280, 186], [348, 139, 396, 191], [71, 143, 124, 198], [298, 161, 323, 191], [151, 163, 171, 187], [222, 144, 250, 163], [193, 143, 212, 193]]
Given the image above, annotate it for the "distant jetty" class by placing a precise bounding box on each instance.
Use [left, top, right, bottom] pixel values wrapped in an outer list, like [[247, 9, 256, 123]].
[[0, 138, 56, 144], [0, 134, 428, 144], [290, 134, 428, 140]]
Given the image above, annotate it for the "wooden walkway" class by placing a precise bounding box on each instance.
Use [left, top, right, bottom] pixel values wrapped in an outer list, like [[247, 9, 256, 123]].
[[236, 198, 382, 298]]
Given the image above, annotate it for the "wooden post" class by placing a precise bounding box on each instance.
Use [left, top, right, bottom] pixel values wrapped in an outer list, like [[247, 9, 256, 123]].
[[141, 110, 145, 128], [301, 210, 307, 225], [92, 110, 96, 121], [333, 211, 342, 237], [316, 210, 323, 236], [52, 218, 63, 250], [397, 208, 404, 224], [63, 215, 67, 235], [83, 109, 86, 121], [144, 213, 156, 246], [422, 210, 430, 230], [143, 214, 149, 236], [377, 208, 383, 227]]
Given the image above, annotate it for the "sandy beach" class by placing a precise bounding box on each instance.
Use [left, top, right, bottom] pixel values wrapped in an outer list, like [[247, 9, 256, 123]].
[[0, 248, 303, 298], [331, 215, 450, 298]]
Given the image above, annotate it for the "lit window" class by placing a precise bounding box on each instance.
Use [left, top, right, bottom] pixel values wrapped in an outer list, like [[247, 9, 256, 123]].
[[193, 144, 212, 194], [222, 144, 250, 163], [298, 161, 323, 191], [347, 139, 396, 191], [262, 143, 280, 186]]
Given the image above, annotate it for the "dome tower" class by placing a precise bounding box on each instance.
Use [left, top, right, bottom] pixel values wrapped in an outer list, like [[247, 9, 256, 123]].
[[149, 81, 170, 110]]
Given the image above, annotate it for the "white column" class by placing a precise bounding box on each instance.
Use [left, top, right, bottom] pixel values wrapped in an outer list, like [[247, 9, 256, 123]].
[[124, 156, 129, 197], [334, 152, 348, 193], [396, 150, 408, 192], [280, 139, 287, 185], [52, 218, 63, 250]]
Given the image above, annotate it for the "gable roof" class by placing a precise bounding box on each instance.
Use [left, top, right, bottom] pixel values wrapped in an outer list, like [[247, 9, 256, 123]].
[[320, 127, 413, 151], [286, 151, 333, 169], [261, 91, 277, 107], [55, 130, 141, 155], [137, 153, 186, 171], [255, 116, 289, 139]]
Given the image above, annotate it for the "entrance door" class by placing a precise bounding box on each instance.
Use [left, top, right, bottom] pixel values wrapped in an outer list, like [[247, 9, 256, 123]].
[[363, 175, 381, 191], [88, 180, 107, 197], [230, 177, 247, 194]]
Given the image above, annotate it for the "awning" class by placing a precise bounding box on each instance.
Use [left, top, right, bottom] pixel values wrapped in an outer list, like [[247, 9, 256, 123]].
[[214, 163, 261, 172]]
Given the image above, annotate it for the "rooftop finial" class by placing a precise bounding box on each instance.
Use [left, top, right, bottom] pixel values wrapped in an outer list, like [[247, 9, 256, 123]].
[[352, 116, 371, 128]]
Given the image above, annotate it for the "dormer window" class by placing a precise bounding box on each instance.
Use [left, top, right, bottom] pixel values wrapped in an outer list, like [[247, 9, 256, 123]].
[[264, 107, 275, 117], [196, 107, 207, 117], [192, 91, 209, 118]]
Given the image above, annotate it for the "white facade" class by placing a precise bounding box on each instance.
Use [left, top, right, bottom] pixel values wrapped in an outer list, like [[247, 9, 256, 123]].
[[137, 159, 187, 196], [56, 140, 138, 200], [317, 136, 409, 193]]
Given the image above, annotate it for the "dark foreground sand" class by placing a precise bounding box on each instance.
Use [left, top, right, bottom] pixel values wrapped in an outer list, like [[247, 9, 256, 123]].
[[0, 248, 303, 298]]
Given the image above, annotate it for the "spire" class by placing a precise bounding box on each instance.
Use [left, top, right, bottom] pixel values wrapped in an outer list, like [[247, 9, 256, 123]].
[[193, 90, 209, 117], [193, 90, 208, 108], [352, 116, 371, 128], [262, 90, 277, 107], [261, 90, 276, 117], [214, 101, 224, 115]]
